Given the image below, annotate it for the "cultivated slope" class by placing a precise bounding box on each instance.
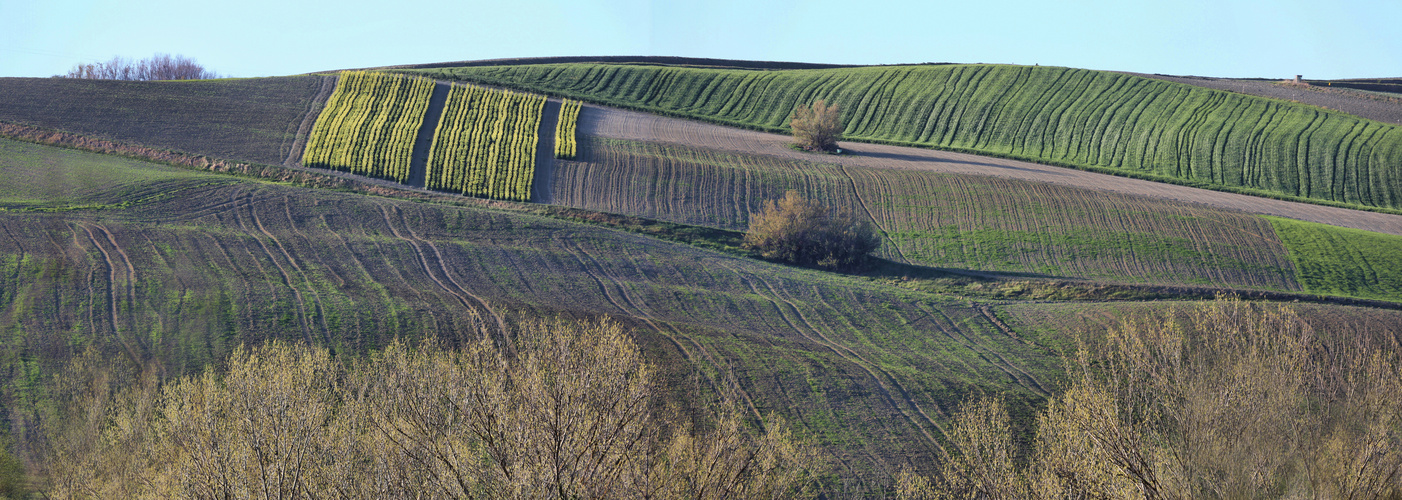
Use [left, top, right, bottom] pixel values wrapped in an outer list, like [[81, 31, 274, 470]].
[[0, 76, 333, 165], [0, 138, 1061, 492], [419, 63, 1402, 211], [555, 137, 1301, 290]]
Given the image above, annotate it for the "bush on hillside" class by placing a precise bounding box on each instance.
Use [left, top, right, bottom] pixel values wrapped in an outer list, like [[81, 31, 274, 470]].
[[744, 191, 880, 270], [60, 54, 220, 81], [790, 99, 842, 152]]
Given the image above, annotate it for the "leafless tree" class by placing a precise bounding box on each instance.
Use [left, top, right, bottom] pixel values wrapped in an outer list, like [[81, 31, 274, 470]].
[[60, 54, 221, 81]]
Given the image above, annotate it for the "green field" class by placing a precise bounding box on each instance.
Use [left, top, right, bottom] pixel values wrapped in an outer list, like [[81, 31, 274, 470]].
[[554, 138, 1301, 290], [303, 71, 434, 182], [418, 63, 1402, 211], [1269, 216, 1402, 301], [555, 98, 582, 159], [426, 84, 544, 200], [0, 75, 327, 165]]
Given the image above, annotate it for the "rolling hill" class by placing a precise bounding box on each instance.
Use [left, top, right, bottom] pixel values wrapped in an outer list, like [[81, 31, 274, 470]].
[[415, 63, 1402, 212], [2, 57, 1401, 495]]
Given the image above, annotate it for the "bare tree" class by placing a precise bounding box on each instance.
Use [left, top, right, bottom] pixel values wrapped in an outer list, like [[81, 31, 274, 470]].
[[40, 318, 823, 499], [899, 298, 1402, 500], [60, 54, 221, 81]]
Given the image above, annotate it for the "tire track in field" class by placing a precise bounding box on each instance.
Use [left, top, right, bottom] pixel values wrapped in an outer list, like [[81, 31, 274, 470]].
[[75, 223, 142, 364], [554, 233, 764, 423], [376, 203, 505, 336], [584, 105, 1402, 236], [285, 74, 339, 168], [230, 190, 313, 342], [718, 261, 947, 453], [915, 302, 1053, 397], [252, 196, 333, 338]]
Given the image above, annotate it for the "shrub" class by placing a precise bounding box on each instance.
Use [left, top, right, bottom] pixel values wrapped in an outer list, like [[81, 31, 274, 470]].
[[789, 99, 842, 152], [744, 191, 880, 270]]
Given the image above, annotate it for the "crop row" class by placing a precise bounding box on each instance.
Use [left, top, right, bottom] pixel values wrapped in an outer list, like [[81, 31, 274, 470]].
[[555, 99, 582, 159], [551, 138, 1302, 290], [303, 71, 434, 183], [424, 63, 1402, 211], [425, 85, 544, 201]]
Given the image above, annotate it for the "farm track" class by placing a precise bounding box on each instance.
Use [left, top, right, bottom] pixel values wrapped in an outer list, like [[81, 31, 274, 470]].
[[727, 265, 948, 454], [377, 203, 505, 336], [235, 191, 315, 343], [75, 223, 142, 363], [581, 105, 1402, 236], [553, 232, 764, 422], [284, 74, 340, 167]]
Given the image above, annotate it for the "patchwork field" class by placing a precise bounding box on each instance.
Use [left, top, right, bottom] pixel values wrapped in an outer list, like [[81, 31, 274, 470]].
[[303, 71, 434, 182], [420, 63, 1402, 211], [3, 56, 1401, 495]]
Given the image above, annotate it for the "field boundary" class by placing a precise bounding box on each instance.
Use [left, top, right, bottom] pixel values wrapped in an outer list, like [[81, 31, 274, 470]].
[[408, 82, 452, 188], [534, 99, 561, 203], [283, 74, 339, 167]]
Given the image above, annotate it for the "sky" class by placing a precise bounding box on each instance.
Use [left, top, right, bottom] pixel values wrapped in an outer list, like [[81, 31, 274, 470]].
[[2, 0, 1398, 80]]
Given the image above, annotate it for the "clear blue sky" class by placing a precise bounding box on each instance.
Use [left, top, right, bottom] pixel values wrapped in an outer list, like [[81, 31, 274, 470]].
[[2, 0, 1398, 80]]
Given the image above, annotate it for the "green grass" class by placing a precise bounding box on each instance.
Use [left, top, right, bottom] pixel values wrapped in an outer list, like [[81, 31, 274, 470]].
[[1268, 216, 1402, 301], [0, 75, 326, 165], [416, 63, 1402, 211], [0, 138, 213, 204], [303, 72, 434, 182]]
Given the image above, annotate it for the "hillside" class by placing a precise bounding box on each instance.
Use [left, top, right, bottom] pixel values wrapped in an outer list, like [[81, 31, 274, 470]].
[[3, 59, 1402, 495], [0, 76, 333, 165], [0, 137, 1068, 492], [416, 63, 1402, 212]]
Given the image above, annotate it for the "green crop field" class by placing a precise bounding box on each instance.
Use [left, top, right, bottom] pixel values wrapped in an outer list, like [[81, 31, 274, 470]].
[[303, 71, 434, 182], [555, 99, 582, 159], [426, 84, 544, 200], [0, 75, 328, 165], [1269, 216, 1402, 301], [553, 138, 1301, 290], [418, 63, 1402, 211]]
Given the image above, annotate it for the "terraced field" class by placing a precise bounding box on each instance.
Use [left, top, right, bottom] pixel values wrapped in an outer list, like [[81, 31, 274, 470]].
[[421, 63, 1402, 211], [0, 139, 1063, 493], [555, 138, 1300, 289], [0, 75, 332, 165]]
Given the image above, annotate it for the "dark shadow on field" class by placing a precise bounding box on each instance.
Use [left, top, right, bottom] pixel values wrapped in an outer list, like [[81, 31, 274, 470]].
[[840, 147, 1067, 176]]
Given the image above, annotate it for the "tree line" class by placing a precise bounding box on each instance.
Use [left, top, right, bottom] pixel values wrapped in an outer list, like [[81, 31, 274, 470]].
[[59, 54, 220, 81]]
